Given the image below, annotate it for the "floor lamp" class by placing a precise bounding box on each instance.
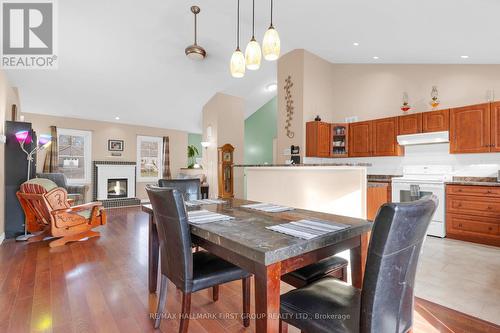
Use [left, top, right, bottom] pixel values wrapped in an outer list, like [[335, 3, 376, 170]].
[[15, 130, 52, 241]]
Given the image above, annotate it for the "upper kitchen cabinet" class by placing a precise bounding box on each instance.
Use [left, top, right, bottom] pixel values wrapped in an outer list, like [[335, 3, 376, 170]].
[[423, 109, 450, 133], [306, 121, 331, 157], [349, 121, 372, 157], [450, 103, 491, 154], [372, 117, 403, 156], [399, 113, 422, 135], [491, 101, 500, 152]]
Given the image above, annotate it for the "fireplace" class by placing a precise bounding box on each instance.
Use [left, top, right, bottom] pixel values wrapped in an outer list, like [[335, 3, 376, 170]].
[[95, 163, 136, 201], [107, 178, 128, 199]]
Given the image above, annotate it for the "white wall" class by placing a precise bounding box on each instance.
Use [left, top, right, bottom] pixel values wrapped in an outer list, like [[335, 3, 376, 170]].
[[202, 93, 245, 198], [306, 143, 500, 177]]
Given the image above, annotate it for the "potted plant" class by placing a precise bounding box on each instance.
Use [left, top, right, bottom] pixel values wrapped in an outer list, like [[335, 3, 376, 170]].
[[187, 144, 200, 168]]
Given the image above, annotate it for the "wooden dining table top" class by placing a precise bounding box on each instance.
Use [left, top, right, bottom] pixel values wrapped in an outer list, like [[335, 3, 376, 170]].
[[141, 198, 372, 266]]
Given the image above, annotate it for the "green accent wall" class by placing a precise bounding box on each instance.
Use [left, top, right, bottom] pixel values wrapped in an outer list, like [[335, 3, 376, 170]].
[[245, 97, 277, 164], [188, 133, 202, 158]]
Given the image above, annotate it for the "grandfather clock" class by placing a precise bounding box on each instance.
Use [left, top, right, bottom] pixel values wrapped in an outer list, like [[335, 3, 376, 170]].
[[218, 144, 234, 199]]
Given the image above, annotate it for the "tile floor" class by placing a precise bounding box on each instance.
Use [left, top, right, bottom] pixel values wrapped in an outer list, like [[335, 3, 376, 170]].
[[415, 237, 500, 325]]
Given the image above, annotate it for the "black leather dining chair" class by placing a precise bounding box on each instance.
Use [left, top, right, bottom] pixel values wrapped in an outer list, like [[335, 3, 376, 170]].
[[146, 186, 251, 332], [158, 178, 201, 201], [280, 195, 438, 333]]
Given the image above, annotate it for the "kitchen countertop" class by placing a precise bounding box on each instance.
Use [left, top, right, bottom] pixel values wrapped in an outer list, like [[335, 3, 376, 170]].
[[446, 176, 500, 187], [368, 182, 390, 188], [367, 175, 401, 183], [234, 163, 372, 167]]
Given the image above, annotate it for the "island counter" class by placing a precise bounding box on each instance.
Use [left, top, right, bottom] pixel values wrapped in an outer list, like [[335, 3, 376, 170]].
[[240, 165, 368, 220]]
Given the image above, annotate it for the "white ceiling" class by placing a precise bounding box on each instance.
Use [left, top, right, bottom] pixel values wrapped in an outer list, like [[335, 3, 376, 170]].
[[6, 0, 500, 133]]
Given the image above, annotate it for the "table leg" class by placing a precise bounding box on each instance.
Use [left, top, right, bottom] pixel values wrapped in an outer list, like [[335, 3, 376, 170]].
[[149, 214, 159, 293], [254, 262, 281, 333], [350, 233, 369, 288]]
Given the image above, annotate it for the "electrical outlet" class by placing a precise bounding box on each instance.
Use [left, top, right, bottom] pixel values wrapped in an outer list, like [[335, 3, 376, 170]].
[[0, 134, 6, 144]]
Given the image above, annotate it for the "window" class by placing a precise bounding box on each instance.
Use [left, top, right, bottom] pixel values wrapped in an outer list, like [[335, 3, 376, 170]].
[[58, 128, 92, 184], [137, 135, 163, 182]]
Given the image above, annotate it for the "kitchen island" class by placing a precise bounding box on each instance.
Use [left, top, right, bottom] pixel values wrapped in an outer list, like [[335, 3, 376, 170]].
[[238, 164, 370, 219]]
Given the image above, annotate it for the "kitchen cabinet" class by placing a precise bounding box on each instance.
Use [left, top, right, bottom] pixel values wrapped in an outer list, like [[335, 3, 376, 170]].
[[372, 117, 403, 156], [306, 121, 331, 157], [446, 184, 500, 247], [491, 101, 500, 152], [349, 118, 402, 157], [331, 123, 348, 157], [422, 109, 449, 133], [399, 113, 422, 135], [348, 121, 372, 157], [367, 183, 391, 221], [450, 103, 491, 154]]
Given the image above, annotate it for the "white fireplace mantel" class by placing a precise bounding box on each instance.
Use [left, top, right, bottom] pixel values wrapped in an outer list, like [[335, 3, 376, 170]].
[[96, 164, 136, 200]]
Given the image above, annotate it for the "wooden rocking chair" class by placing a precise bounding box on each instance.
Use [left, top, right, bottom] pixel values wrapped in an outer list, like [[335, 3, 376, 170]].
[[17, 178, 106, 247]]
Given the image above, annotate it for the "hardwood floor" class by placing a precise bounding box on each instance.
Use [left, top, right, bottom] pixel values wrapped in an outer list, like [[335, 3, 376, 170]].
[[0, 206, 498, 333]]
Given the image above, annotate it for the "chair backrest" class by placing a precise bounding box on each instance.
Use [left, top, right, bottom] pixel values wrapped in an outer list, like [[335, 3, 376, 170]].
[[146, 186, 194, 292], [36, 173, 68, 189], [20, 178, 58, 193], [158, 178, 201, 201], [360, 195, 438, 333], [18, 178, 71, 227]]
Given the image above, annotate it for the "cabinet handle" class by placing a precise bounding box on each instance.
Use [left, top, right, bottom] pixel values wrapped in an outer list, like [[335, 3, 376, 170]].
[[487, 206, 493, 210], [486, 190, 492, 194], [488, 227, 493, 231], [458, 223, 463, 227], [457, 189, 462, 192]]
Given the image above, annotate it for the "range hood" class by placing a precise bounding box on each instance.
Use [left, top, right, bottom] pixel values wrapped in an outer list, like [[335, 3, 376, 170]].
[[397, 131, 449, 146]]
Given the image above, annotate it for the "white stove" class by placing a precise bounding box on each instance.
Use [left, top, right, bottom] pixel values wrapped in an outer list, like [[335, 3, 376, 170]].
[[392, 165, 453, 237]]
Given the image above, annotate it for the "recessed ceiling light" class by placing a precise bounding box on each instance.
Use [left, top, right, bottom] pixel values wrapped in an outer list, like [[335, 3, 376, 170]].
[[115, 116, 120, 120], [460, 55, 469, 59], [372, 56, 379, 60], [266, 82, 277, 92], [353, 42, 359, 46]]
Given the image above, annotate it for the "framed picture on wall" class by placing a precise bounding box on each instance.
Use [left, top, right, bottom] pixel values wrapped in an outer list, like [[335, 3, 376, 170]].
[[108, 139, 124, 151]]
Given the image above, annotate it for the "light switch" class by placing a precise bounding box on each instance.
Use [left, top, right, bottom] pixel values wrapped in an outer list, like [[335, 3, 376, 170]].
[[0, 134, 6, 144]]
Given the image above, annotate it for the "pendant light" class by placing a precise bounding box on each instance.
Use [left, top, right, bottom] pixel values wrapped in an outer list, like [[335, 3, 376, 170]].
[[230, 0, 245, 78], [185, 6, 206, 60], [245, 0, 262, 70], [262, 0, 280, 61]]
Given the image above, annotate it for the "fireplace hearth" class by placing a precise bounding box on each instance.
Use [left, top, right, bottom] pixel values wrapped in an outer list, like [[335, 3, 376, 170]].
[[107, 178, 128, 199]]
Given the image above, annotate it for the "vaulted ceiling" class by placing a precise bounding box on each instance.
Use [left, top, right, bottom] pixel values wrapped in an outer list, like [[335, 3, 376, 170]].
[[6, 0, 500, 133]]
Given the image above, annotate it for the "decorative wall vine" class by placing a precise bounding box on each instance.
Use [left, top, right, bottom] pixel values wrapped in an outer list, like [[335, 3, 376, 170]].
[[284, 75, 295, 138]]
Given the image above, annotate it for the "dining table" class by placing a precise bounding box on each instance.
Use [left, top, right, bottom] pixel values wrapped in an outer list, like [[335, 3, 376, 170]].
[[141, 198, 372, 333]]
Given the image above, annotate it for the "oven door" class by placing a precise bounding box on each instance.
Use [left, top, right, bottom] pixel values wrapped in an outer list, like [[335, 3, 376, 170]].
[[392, 182, 444, 223]]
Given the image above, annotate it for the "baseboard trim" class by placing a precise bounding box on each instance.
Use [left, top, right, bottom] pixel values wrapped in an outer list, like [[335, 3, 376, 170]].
[[0, 233, 5, 245]]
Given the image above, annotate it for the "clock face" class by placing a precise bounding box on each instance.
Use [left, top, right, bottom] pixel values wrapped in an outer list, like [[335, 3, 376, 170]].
[[223, 152, 232, 162]]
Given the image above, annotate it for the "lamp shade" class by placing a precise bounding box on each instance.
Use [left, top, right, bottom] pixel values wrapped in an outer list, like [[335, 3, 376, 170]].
[[262, 26, 280, 61], [15, 130, 31, 144], [230, 49, 245, 78], [38, 134, 52, 147], [245, 38, 261, 70]]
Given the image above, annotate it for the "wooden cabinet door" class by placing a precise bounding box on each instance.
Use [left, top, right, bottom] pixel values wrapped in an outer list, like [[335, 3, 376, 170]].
[[399, 113, 422, 135], [306, 122, 331, 157], [372, 117, 402, 156], [317, 122, 331, 157], [491, 102, 500, 152], [349, 121, 372, 157], [422, 109, 449, 133], [367, 184, 390, 221], [450, 103, 491, 154]]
